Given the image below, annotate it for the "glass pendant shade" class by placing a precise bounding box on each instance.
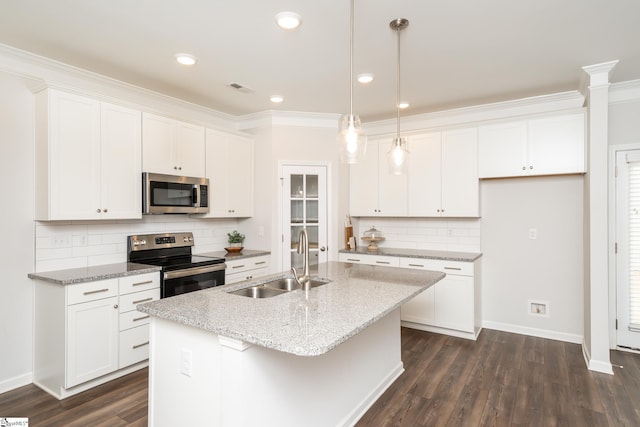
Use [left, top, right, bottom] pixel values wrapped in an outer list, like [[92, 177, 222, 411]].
[[387, 136, 409, 175], [338, 114, 367, 164]]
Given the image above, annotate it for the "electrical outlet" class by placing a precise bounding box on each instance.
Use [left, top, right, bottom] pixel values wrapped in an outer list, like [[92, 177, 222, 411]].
[[181, 348, 192, 377], [51, 235, 71, 248], [528, 228, 537, 240]]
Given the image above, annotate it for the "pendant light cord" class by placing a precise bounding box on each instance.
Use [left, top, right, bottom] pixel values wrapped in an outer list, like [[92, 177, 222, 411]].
[[396, 23, 401, 139], [349, 0, 355, 116]]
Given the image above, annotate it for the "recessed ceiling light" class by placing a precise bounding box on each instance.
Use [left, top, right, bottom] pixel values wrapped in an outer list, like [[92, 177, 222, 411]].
[[275, 11, 302, 30], [270, 95, 284, 103], [398, 102, 410, 109], [357, 73, 374, 84], [175, 53, 196, 66]]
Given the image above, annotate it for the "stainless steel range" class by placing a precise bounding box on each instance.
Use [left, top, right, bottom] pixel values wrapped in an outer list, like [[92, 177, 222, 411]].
[[127, 232, 226, 298]]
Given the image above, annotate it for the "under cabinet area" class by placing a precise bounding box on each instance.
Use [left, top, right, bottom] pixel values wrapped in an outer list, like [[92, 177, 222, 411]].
[[34, 89, 142, 220], [202, 129, 254, 218], [478, 111, 585, 178], [225, 255, 270, 284], [33, 272, 160, 399], [338, 251, 481, 340], [142, 112, 205, 177]]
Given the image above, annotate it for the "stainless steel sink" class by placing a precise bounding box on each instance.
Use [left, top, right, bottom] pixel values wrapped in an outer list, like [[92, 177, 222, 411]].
[[228, 286, 288, 298], [263, 277, 330, 291], [227, 277, 332, 298]]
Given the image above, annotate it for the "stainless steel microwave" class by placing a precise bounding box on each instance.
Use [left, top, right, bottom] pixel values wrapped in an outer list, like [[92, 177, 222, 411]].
[[142, 172, 209, 214]]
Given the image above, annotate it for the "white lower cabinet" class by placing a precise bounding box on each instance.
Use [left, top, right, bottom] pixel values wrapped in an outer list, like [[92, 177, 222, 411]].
[[339, 253, 480, 339], [225, 255, 270, 284], [34, 272, 160, 398]]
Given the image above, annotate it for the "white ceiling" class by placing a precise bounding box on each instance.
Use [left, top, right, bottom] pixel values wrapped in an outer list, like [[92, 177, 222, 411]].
[[1, 0, 639, 121]]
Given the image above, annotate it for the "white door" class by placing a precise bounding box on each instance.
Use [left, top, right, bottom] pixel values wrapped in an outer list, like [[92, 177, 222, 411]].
[[281, 165, 328, 272], [616, 150, 640, 349]]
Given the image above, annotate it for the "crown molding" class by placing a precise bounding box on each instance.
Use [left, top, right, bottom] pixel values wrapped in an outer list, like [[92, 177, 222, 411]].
[[237, 110, 340, 130], [582, 60, 619, 87], [609, 79, 640, 104], [363, 90, 585, 136], [0, 43, 237, 129]]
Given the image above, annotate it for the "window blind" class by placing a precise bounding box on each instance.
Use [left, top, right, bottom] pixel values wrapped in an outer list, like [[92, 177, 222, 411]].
[[627, 157, 640, 331]]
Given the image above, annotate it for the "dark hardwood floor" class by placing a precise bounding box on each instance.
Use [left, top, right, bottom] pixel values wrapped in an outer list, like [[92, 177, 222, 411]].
[[1, 328, 638, 426]]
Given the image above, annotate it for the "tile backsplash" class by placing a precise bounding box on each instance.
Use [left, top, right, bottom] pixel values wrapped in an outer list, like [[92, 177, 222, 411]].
[[34, 215, 241, 272], [353, 217, 481, 253]]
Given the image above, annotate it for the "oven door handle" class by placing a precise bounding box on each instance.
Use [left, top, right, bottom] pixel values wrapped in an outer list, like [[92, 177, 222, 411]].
[[163, 263, 227, 280]]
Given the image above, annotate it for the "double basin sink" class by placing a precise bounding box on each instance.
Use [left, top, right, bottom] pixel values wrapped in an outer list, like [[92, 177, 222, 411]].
[[228, 277, 331, 298]]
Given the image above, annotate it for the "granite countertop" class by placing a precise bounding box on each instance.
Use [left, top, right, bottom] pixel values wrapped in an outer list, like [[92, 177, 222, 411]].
[[28, 262, 161, 285], [198, 249, 270, 261], [137, 261, 444, 357], [339, 247, 482, 262]]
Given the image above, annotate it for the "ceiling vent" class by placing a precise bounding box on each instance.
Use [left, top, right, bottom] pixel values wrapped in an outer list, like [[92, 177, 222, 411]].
[[226, 82, 254, 94]]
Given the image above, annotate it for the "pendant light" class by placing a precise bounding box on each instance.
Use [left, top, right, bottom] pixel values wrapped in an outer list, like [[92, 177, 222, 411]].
[[337, 0, 367, 164], [387, 18, 409, 175]]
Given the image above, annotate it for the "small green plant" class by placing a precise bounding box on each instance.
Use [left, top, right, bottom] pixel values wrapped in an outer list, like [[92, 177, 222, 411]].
[[227, 230, 245, 244]]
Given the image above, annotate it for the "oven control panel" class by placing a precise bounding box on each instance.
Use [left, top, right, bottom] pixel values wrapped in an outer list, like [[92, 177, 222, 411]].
[[128, 232, 195, 251]]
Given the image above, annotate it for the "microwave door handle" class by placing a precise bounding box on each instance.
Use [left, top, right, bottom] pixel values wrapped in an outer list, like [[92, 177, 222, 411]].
[[192, 186, 198, 206]]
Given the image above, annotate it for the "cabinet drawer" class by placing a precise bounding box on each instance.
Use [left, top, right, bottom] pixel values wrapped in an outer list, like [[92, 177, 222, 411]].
[[226, 255, 270, 274], [226, 267, 268, 285], [67, 279, 119, 305], [119, 272, 160, 294], [119, 288, 160, 313], [339, 253, 400, 267], [399, 258, 473, 276], [119, 309, 151, 331], [119, 324, 150, 368]]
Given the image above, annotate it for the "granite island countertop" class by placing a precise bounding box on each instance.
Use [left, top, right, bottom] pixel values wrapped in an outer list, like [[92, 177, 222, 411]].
[[28, 262, 162, 285], [339, 247, 482, 262], [137, 261, 444, 357]]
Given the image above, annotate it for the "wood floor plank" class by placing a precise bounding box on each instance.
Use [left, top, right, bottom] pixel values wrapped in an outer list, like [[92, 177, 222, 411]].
[[2, 329, 640, 427]]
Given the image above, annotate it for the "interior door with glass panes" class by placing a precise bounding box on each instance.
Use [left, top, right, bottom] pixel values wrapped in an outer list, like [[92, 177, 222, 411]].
[[281, 165, 328, 272]]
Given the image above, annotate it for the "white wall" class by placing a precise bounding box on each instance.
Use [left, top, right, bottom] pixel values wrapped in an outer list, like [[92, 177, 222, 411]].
[[0, 72, 35, 392], [480, 175, 584, 343]]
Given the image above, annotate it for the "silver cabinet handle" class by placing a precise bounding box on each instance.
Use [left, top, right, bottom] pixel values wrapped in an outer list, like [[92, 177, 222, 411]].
[[376, 261, 390, 265], [254, 261, 266, 265], [444, 266, 462, 271], [133, 297, 153, 304], [408, 263, 424, 267], [84, 288, 109, 295], [232, 264, 245, 269], [132, 280, 153, 287], [133, 341, 149, 349], [347, 258, 361, 262], [133, 315, 150, 322]]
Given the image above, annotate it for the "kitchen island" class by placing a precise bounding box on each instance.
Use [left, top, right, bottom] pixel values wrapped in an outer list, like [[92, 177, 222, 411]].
[[138, 261, 444, 427]]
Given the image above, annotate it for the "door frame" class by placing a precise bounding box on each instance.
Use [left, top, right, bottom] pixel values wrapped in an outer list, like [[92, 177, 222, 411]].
[[277, 160, 333, 272], [609, 143, 640, 350]]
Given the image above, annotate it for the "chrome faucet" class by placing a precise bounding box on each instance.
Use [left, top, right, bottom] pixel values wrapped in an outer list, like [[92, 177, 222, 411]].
[[291, 228, 310, 290]]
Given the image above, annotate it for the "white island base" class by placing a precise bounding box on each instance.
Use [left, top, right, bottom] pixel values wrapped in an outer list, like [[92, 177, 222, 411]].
[[148, 309, 403, 427]]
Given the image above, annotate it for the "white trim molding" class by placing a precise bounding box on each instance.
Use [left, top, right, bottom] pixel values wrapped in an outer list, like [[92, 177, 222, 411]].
[[482, 320, 582, 345]]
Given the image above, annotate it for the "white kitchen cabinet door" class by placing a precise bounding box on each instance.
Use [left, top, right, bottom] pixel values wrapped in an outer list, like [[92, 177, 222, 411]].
[[527, 112, 585, 176], [142, 113, 205, 176], [349, 139, 380, 216], [100, 102, 142, 219], [204, 129, 254, 218], [434, 274, 474, 333], [377, 141, 408, 216], [478, 120, 528, 178], [38, 90, 102, 220], [141, 113, 173, 175], [401, 286, 435, 325], [441, 127, 479, 217], [174, 121, 205, 177], [66, 296, 119, 388], [408, 133, 442, 216]]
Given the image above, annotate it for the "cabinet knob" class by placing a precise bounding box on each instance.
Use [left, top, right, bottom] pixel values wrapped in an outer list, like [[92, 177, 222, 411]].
[[96, 208, 101, 213], [529, 165, 533, 170], [522, 166, 526, 170], [103, 208, 108, 213], [113, 304, 119, 309], [320, 246, 326, 252]]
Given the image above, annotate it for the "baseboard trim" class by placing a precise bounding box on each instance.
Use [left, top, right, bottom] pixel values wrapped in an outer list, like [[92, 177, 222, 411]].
[[0, 372, 33, 395], [482, 320, 582, 344], [582, 341, 614, 375]]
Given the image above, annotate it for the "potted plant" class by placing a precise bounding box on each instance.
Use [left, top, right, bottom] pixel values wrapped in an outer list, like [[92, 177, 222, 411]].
[[226, 230, 245, 253]]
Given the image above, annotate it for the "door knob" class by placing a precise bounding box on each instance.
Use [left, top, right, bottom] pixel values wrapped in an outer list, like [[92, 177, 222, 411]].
[[320, 246, 326, 252]]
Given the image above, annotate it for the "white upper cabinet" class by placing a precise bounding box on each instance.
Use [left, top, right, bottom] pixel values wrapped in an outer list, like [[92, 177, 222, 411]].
[[202, 129, 254, 218], [350, 139, 407, 217], [142, 113, 205, 177], [35, 89, 142, 220], [478, 111, 585, 178], [408, 128, 479, 217]]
